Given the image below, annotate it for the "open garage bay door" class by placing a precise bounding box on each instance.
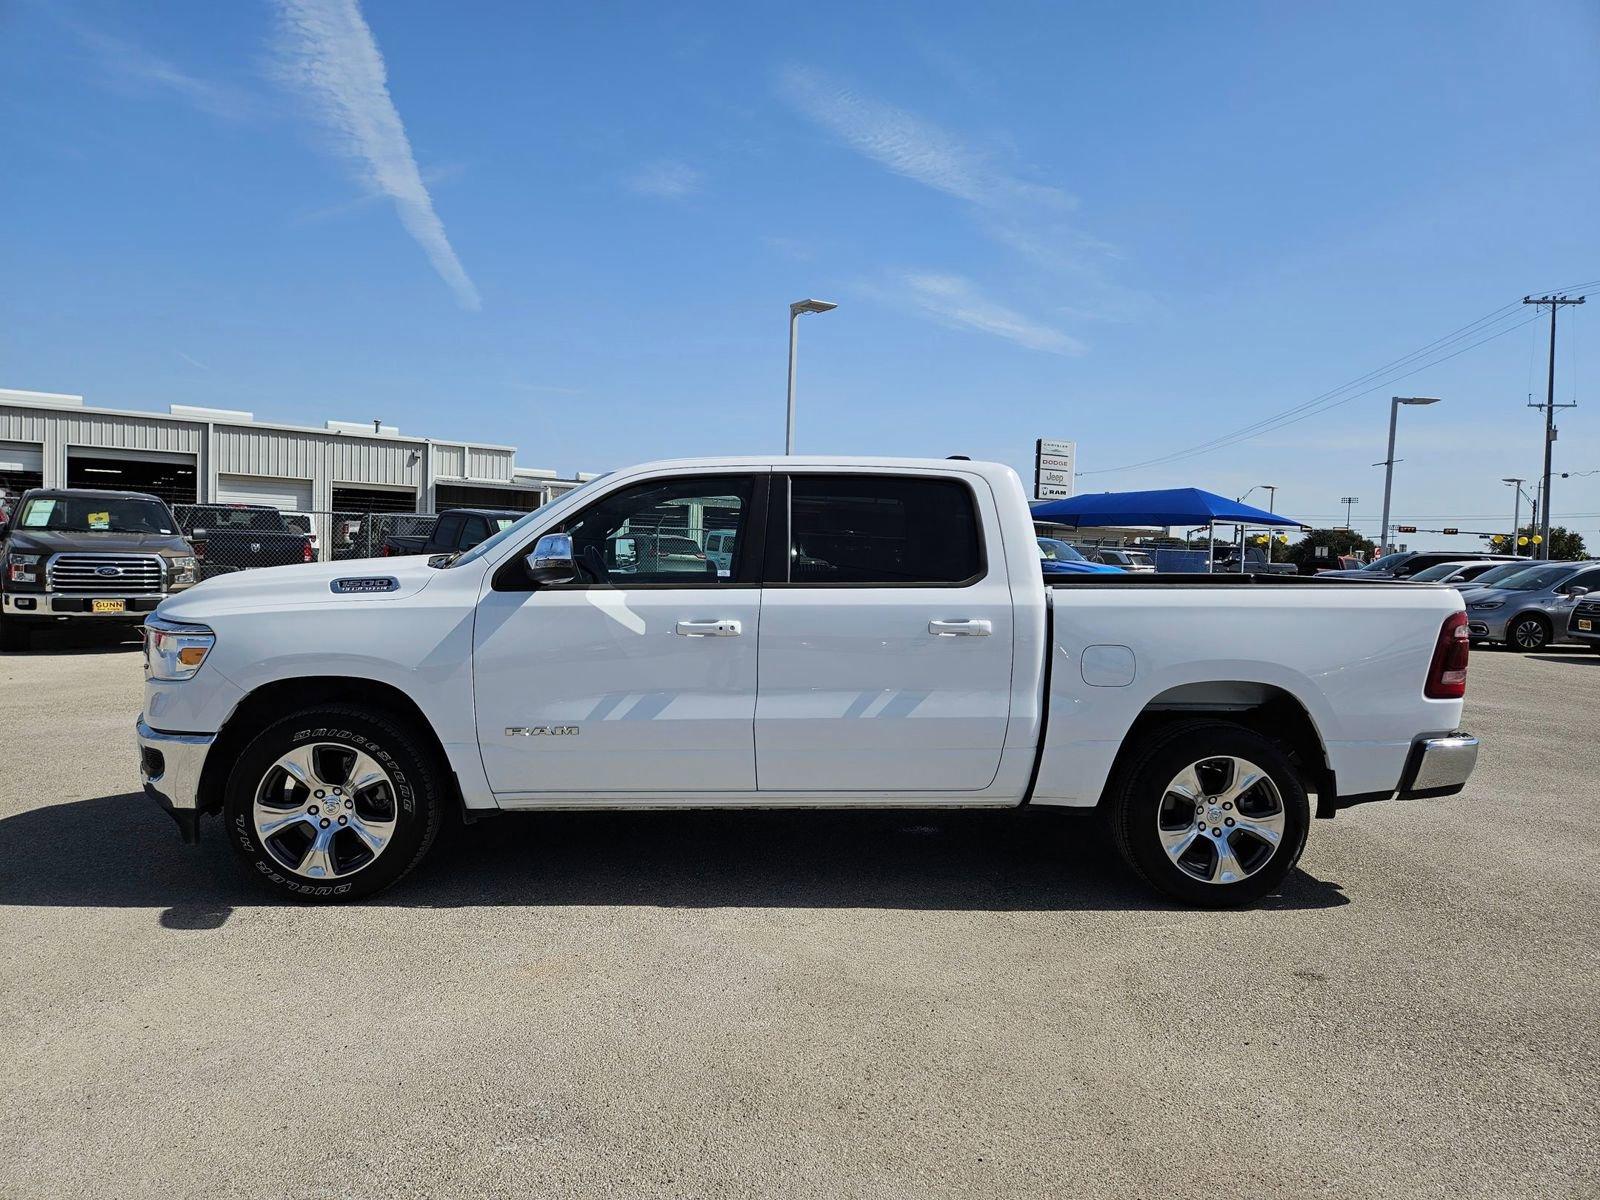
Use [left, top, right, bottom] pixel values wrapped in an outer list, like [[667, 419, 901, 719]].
[[0, 440, 44, 504], [217, 474, 313, 512], [67, 449, 197, 506]]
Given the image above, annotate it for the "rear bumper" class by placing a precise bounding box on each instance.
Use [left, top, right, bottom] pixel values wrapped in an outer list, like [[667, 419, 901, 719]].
[[4, 592, 163, 618], [136, 717, 215, 842], [1331, 731, 1479, 811]]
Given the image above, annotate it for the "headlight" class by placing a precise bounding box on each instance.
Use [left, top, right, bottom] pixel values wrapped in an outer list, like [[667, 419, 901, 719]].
[[142, 615, 215, 681], [170, 556, 197, 584], [6, 552, 41, 585], [1471, 600, 1504, 610]]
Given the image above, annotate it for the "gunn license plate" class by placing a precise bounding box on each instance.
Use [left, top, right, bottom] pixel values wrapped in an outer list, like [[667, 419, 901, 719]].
[[91, 598, 126, 614], [1579, 618, 1594, 632]]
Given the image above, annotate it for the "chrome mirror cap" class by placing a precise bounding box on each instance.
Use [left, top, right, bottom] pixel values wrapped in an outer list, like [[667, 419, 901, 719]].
[[525, 533, 577, 585]]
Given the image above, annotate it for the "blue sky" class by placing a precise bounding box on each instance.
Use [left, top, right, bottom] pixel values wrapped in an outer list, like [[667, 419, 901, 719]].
[[3, 0, 1597, 545]]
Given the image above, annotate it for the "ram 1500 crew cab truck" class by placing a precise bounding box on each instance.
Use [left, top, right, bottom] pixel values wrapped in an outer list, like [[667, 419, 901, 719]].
[[136, 457, 1479, 906]]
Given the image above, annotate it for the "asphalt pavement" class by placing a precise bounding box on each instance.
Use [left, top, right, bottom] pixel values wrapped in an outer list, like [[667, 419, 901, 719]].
[[1, 631, 1596, 1199]]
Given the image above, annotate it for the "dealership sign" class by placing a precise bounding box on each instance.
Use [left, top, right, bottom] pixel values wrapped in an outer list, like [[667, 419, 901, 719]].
[[1034, 438, 1075, 500]]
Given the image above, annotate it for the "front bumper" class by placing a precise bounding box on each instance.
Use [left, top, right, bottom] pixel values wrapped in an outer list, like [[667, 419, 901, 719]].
[[136, 717, 215, 842], [4, 591, 165, 618], [1465, 611, 1508, 640]]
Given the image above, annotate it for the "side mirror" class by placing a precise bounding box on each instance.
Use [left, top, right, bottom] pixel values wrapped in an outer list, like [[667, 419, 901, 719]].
[[524, 533, 577, 585], [1568, 586, 1589, 598]]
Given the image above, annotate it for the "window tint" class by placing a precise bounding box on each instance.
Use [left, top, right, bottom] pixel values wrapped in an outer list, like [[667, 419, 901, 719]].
[[432, 513, 465, 547], [787, 475, 981, 585], [561, 475, 752, 585], [1562, 568, 1600, 593], [463, 516, 490, 547]]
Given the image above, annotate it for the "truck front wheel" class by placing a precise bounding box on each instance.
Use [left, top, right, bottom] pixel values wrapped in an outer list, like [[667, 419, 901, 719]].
[[1108, 721, 1309, 907], [223, 705, 444, 901]]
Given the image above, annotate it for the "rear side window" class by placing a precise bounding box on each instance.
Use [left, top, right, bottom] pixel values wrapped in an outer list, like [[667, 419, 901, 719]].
[[787, 475, 982, 585]]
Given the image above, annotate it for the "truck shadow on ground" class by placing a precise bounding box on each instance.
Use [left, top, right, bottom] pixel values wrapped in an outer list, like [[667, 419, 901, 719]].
[[1527, 652, 1600, 666], [0, 794, 1349, 929]]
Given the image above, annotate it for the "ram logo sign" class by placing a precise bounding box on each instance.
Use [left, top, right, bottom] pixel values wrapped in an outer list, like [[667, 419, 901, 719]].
[[506, 726, 580, 737]]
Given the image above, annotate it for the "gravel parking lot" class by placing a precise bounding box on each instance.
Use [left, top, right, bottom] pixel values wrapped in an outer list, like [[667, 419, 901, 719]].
[[1, 633, 1596, 1199]]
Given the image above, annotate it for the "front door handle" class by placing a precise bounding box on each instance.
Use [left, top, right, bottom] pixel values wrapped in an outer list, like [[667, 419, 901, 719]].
[[929, 619, 992, 637], [676, 619, 742, 637]]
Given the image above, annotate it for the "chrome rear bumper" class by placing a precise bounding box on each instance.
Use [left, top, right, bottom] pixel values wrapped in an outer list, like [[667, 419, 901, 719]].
[[1399, 732, 1479, 799]]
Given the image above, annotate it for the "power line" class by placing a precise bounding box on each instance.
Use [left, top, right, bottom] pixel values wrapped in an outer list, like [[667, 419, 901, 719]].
[[1084, 278, 1600, 477]]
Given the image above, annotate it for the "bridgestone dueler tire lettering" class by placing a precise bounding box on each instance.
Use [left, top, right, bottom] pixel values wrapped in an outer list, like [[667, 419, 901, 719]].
[[223, 704, 443, 902]]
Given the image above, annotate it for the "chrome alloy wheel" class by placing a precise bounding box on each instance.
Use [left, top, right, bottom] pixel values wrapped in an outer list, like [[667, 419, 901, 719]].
[[1511, 617, 1548, 650], [1156, 756, 1286, 885], [252, 743, 398, 881]]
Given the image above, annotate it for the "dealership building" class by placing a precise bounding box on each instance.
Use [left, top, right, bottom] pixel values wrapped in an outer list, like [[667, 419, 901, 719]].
[[0, 387, 593, 517]]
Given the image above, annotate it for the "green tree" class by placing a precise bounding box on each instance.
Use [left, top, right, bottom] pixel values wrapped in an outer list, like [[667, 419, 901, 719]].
[[1285, 527, 1377, 574], [1492, 525, 1588, 560]]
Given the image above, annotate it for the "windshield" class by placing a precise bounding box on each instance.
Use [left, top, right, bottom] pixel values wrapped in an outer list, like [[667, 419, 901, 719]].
[[1036, 537, 1085, 562], [1410, 561, 1471, 582], [1126, 550, 1153, 565], [1360, 551, 1412, 572], [17, 495, 176, 535], [1466, 561, 1534, 586], [448, 475, 611, 568], [1497, 565, 1576, 592]]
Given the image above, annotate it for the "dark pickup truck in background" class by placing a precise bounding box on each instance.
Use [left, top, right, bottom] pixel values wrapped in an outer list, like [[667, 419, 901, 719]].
[[380, 508, 523, 557], [0, 487, 197, 650], [181, 504, 315, 577]]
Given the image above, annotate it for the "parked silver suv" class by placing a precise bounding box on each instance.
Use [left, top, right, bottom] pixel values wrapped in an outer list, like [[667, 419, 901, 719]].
[[1464, 561, 1600, 650]]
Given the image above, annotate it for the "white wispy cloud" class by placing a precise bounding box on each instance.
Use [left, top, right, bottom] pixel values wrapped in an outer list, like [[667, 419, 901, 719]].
[[776, 65, 1072, 214], [900, 273, 1085, 356], [70, 24, 251, 118], [626, 161, 704, 201], [271, 0, 481, 310], [293, 161, 467, 225]]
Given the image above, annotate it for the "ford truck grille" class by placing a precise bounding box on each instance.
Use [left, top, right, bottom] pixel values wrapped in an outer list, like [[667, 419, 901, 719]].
[[47, 554, 165, 594]]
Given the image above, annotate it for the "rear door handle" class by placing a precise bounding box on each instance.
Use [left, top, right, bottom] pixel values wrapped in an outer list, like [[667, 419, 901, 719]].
[[676, 619, 742, 637], [929, 619, 992, 637]]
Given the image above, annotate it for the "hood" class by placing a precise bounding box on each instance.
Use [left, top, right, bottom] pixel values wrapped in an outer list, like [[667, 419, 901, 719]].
[[5, 529, 192, 555], [156, 555, 442, 622]]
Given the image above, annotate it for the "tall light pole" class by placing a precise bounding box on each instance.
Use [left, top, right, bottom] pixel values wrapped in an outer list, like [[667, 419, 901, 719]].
[[1339, 496, 1359, 528], [786, 298, 837, 454], [1502, 477, 1525, 554], [1260, 484, 1278, 562], [1377, 396, 1441, 555]]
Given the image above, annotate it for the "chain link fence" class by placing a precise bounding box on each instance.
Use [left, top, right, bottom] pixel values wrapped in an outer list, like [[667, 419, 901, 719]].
[[170, 505, 443, 578]]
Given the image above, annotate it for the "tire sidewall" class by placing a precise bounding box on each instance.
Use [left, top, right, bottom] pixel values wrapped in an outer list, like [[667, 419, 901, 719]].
[[1508, 614, 1548, 651], [224, 709, 437, 901], [1115, 724, 1309, 907]]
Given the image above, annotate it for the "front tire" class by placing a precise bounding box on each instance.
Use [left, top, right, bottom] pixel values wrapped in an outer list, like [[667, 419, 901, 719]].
[[223, 705, 444, 901], [1107, 720, 1310, 907], [1507, 614, 1550, 652]]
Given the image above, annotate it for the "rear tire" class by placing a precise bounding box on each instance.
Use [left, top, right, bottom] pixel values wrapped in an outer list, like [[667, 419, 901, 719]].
[[223, 705, 444, 901], [1107, 720, 1309, 908]]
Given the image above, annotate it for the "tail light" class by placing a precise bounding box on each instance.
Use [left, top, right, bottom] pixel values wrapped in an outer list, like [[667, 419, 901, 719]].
[[191, 538, 208, 561], [380, 544, 392, 557], [1425, 611, 1470, 699], [302, 539, 315, 563]]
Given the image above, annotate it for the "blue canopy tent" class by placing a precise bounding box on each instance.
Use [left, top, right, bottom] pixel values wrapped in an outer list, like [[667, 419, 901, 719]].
[[1030, 488, 1303, 573]]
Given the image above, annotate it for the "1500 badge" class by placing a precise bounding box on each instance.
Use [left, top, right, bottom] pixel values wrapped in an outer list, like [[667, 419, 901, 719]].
[[506, 726, 580, 737]]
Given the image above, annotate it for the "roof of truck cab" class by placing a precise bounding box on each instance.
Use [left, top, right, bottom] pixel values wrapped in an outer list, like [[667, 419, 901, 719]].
[[21, 487, 166, 502], [607, 455, 1015, 477]]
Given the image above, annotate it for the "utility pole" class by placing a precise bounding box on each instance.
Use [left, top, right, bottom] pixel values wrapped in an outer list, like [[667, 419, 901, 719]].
[[1340, 496, 1359, 529], [1523, 295, 1584, 559]]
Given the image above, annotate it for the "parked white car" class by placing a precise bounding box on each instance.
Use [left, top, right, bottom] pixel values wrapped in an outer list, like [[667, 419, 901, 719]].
[[137, 456, 1477, 906]]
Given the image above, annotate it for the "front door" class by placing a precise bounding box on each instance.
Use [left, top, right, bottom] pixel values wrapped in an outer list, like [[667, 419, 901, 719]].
[[754, 472, 1015, 793], [474, 472, 764, 795]]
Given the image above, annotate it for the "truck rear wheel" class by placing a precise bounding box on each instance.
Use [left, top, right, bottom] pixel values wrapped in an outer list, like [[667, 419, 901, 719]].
[[223, 705, 444, 901], [1107, 720, 1309, 907]]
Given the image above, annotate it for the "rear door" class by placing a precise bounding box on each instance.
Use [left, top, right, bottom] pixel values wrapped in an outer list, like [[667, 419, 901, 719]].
[[754, 471, 1015, 793], [473, 471, 765, 795]]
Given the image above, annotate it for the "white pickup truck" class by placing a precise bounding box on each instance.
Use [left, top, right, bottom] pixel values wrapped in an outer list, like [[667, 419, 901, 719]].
[[136, 457, 1478, 906]]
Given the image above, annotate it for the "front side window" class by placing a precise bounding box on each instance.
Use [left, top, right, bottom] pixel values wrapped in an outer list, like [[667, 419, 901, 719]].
[[560, 475, 754, 585], [432, 513, 465, 547], [786, 475, 981, 585]]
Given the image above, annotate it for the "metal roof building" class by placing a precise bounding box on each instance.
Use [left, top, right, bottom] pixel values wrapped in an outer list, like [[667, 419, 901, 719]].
[[0, 387, 593, 516]]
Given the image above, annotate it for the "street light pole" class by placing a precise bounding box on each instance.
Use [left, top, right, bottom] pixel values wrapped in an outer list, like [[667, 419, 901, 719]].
[[1501, 477, 1524, 555], [1378, 396, 1441, 555], [1261, 485, 1278, 562], [785, 299, 838, 454]]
